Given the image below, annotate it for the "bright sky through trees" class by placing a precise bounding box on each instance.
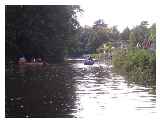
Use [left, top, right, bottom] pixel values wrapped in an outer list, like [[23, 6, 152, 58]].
[[78, 0, 158, 31]]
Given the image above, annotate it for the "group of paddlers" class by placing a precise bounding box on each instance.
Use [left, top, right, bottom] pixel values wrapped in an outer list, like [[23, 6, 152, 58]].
[[18, 57, 48, 65], [84, 56, 94, 65]]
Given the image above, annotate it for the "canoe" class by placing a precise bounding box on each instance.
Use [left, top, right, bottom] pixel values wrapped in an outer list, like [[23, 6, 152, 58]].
[[84, 60, 94, 65]]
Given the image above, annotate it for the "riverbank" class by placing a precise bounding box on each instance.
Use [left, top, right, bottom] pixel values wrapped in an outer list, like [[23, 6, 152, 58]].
[[112, 48, 156, 88]]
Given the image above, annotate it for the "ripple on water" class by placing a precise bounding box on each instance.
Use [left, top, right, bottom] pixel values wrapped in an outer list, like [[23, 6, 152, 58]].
[[6, 60, 156, 117], [72, 61, 156, 117]]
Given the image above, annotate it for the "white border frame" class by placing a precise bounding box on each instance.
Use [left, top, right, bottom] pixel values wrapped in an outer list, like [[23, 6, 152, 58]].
[[1, 0, 159, 121]]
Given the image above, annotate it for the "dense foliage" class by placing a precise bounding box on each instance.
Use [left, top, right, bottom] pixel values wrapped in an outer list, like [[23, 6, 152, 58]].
[[72, 21, 155, 57], [67, 19, 121, 56], [112, 22, 156, 86], [112, 48, 156, 86], [6, 5, 81, 63], [128, 21, 156, 48]]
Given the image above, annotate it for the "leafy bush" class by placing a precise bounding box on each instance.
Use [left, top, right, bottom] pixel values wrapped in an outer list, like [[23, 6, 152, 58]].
[[112, 48, 156, 86]]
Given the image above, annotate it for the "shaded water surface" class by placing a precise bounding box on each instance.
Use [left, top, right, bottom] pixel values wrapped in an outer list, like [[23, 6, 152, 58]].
[[5, 59, 156, 118]]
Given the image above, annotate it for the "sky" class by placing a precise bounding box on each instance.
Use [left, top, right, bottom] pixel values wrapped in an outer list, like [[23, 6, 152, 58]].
[[77, 0, 158, 32], [2, 0, 158, 32]]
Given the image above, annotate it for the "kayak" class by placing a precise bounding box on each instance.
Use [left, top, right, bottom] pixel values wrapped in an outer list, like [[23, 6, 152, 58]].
[[84, 60, 94, 65]]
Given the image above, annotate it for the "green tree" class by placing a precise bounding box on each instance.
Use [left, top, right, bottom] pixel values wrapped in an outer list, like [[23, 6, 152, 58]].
[[110, 26, 120, 41], [129, 32, 137, 48], [132, 21, 149, 44], [120, 27, 130, 41], [148, 23, 156, 41], [5, 5, 81, 63]]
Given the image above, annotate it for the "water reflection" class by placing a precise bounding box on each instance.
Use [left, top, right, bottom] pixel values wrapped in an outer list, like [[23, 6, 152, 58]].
[[70, 60, 156, 117], [5, 59, 156, 118], [6, 63, 77, 117]]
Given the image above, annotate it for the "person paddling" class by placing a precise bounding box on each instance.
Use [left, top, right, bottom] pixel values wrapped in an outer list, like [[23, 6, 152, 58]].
[[88, 56, 93, 61]]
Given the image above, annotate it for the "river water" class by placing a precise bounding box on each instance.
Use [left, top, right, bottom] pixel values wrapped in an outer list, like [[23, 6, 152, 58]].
[[5, 59, 156, 118]]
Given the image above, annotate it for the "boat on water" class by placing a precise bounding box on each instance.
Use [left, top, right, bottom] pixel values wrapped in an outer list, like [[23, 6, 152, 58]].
[[84, 60, 94, 65], [84, 55, 95, 65], [18, 57, 48, 66], [18, 62, 44, 65]]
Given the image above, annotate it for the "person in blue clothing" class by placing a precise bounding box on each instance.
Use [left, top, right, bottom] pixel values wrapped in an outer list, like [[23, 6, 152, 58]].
[[88, 56, 93, 61]]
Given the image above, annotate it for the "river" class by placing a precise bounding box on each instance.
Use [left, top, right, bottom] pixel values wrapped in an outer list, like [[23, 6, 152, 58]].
[[5, 59, 156, 118]]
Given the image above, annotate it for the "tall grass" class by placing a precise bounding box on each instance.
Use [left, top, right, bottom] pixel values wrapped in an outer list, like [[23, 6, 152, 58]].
[[112, 48, 156, 86]]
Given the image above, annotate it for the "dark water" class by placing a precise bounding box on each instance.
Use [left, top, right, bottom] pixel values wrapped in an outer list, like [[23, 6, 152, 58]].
[[5, 59, 156, 118]]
